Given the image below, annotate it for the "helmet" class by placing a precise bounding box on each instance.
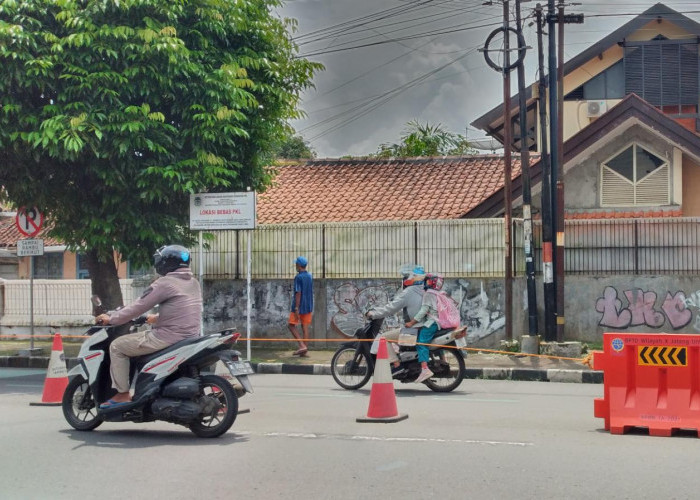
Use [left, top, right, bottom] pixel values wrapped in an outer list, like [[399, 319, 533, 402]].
[[153, 245, 191, 276], [402, 265, 426, 288], [424, 273, 444, 291]]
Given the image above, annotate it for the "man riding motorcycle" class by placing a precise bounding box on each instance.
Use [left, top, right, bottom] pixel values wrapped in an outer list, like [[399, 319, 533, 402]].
[[366, 265, 426, 376], [95, 244, 202, 409]]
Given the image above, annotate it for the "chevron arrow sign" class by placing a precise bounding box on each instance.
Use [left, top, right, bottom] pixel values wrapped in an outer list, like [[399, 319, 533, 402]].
[[638, 346, 687, 367]]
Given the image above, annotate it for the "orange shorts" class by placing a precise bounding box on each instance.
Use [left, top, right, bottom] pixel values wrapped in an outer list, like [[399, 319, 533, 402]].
[[288, 312, 313, 326]]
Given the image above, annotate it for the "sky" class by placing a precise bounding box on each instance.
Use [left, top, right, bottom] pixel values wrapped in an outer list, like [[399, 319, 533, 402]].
[[275, 0, 700, 158]]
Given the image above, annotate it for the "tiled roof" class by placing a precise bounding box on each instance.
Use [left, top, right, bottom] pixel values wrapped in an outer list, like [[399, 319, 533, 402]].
[[257, 156, 534, 224], [0, 215, 61, 248]]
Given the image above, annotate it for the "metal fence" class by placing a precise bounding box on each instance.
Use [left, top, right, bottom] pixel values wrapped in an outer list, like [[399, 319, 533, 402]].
[[190, 217, 700, 279], [1, 279, 140, 318]]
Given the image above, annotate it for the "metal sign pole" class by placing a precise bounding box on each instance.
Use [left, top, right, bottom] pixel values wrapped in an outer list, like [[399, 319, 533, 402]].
[[199, 231, 204, 337], [29, 256, 34, 350], [246, 231, 252, 361]]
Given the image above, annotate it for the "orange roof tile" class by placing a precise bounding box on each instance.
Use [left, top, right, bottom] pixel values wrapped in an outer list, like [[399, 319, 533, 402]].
[[0, 215, 61, 248], [258, 156, 535, 224]]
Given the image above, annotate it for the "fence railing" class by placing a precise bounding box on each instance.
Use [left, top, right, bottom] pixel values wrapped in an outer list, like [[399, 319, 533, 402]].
[[189, 217, 700, 279], [1, 279, 140, 318]]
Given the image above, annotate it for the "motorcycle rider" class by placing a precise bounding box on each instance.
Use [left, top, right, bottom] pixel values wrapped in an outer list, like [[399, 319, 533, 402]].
[[366, 266, 426, 376], [405, 273, 445, 383], [95, 245, 202, 409]]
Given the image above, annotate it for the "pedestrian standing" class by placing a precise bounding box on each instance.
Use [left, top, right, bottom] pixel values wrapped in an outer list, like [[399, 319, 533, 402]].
[[288, 256, 313, 356]]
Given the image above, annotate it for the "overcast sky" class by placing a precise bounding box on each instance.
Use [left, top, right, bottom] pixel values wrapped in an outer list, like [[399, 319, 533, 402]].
[[275, 0, 700, 158]]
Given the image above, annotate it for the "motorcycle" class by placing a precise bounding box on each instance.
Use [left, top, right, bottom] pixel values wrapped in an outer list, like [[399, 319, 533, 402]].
[[330, 318, 468, 392], [62, 298, 254, 438]]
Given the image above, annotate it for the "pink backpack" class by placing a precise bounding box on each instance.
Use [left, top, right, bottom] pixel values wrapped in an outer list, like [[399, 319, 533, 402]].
[[426, 289, 460, 329]]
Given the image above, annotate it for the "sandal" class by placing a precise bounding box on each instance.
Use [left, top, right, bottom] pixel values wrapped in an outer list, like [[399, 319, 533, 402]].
[[292, 348, 308, 356]]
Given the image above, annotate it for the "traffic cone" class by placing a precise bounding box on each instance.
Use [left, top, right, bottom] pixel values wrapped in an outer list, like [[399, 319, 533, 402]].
[[357, 337, 408, 423], [30, 333, 69, 407], [214, 361, 250, 414]]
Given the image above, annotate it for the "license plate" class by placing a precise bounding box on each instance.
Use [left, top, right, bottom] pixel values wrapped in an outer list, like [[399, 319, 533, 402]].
[[455, 336, 467, 348], [225, 360, 254, 376]]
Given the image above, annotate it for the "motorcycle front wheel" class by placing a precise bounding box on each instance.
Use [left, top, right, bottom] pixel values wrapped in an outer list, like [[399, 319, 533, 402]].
[[330, 347, 372, 390], [189, 375, 238, 438], [424, 346, 466, 393], [62, 376, 104, 431]]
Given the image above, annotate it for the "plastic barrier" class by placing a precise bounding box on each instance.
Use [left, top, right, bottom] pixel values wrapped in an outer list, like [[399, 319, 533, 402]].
[[594, 332, 700, 436]]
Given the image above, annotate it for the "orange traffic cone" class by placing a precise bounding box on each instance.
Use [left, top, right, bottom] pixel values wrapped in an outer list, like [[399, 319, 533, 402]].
[[30, 333, 69, 407], [357, 337, 408, 423]]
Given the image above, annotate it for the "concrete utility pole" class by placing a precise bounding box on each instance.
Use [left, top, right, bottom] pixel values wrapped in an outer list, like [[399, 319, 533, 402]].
[[502, 0, 513, 342], [515, 0, 538, 337]]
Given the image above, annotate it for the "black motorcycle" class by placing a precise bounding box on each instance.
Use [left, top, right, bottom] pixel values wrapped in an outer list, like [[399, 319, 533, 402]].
[[330, 318, 467, 392]]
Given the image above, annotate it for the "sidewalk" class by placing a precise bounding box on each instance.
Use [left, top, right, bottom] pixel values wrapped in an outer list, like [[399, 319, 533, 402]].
[[0, 345, 602, 384]]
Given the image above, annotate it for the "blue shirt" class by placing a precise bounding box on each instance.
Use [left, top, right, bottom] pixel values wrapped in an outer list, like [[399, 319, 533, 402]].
[[291, 270, 313, 314]]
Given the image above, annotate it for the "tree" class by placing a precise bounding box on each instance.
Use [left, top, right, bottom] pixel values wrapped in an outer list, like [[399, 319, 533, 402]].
[[374, 120, 473, 158], [274, 134, 316, 159], [0, 0, 321, 310]]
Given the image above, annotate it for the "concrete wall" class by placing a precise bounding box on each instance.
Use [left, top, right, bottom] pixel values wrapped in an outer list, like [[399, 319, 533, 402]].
[[203, 275, 700, 347], [203, 278, 510, 349]]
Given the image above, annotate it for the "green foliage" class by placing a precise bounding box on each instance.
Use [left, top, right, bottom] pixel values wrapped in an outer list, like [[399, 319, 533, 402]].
[[0, 0, 322, 268], [373, 120, 474, 158], [273, 134, 316, 160]]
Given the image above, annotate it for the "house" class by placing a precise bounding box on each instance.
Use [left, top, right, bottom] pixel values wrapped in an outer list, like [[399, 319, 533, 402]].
[[257, 155, 533, 223], [471, 2, 700, 218], [0, 214, 140, 280]]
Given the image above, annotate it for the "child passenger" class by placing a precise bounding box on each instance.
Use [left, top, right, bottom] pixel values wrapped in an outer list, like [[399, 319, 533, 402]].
[[404, 273, 444, 383]]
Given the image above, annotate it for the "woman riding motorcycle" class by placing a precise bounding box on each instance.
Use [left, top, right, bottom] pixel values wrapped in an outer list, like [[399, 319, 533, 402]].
[[366, 265, 426, 376]]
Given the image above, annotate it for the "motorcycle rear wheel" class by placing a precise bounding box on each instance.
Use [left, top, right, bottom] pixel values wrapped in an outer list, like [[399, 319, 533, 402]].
[[62, 376, 104, 431], [423, 347, 466, 393], [189, 375, 238, 438], [330, 347, 372, 390]]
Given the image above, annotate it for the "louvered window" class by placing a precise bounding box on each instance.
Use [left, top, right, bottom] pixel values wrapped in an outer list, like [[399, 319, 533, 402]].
[[624, 40, 699, 109], [600, 144, 669, 207]]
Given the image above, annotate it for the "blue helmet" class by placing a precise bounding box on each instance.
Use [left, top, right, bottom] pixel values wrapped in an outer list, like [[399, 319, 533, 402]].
[[402, 265, 426, 288]]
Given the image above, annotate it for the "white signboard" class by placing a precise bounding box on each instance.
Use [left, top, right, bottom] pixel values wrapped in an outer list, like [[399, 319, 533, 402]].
[[189, 192, 256, 230], [17, 239, 44, 257]]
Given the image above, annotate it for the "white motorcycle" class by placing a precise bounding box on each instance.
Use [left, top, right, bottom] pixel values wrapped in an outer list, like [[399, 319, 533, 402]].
[[62, 301, 254, 438]]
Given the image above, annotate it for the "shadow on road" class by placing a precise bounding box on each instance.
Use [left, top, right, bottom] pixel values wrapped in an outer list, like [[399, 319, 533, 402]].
[[60, 428, 250, 450], [328, 387, 470, 398]]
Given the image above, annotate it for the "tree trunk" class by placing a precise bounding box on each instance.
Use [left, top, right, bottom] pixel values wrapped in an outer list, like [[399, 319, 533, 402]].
[[85, 249, 124, 314]]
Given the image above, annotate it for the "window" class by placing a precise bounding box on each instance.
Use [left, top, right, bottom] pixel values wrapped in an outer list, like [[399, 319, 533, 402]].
[[600, 144, 669, 206], [76, 253, 89, 279], [33, 253, 64, 279], [564, 61, 625, 101], [624, 40, 699, 109]]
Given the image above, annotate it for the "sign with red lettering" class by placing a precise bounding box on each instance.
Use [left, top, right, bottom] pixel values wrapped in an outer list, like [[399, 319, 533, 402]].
[[15, 206, 44, 237], [189, 192, 256, 230]]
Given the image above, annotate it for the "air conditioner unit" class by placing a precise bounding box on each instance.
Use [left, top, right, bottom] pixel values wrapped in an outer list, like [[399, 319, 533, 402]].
[[587, 100, 607, 118]]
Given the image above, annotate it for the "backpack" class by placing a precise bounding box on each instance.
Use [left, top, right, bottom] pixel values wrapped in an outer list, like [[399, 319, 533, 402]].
[[426, 289, 460, 329]]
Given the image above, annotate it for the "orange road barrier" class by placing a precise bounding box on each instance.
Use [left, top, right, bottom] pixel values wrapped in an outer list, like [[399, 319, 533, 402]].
[[357, 337, 408, 423], [30, 333, 69, 407], [594, 332, 700, 437]]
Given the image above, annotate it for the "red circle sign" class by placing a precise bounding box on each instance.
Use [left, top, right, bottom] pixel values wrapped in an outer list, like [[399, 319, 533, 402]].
[[15, 206, 44, 237]]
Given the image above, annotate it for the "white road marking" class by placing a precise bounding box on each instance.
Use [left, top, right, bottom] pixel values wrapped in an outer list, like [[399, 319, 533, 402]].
[[238, 431, 533, 447]]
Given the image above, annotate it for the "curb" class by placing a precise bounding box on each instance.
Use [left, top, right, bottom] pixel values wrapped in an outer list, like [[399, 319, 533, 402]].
[[0, 356, 602, 384]]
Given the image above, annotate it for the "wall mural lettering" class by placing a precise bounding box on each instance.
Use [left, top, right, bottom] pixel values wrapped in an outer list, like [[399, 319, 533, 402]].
[[328, 280, 505, 340], [596, 286, 693, 330]]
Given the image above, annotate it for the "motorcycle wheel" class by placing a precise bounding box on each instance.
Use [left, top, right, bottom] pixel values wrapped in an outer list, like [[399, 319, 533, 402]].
[[330, 347, 372, 390], [189, 375, 238, 438], [62, 376, 104, 431], [423, 347, 466, 393]]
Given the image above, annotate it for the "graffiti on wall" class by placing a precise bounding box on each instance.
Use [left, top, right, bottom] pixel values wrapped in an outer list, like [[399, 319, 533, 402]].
[[595, 286, 697, 330], [328, 280, 505, 340]]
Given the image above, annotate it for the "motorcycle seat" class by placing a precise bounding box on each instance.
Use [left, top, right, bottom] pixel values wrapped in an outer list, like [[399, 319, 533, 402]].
[[131, 335, 208, 367]]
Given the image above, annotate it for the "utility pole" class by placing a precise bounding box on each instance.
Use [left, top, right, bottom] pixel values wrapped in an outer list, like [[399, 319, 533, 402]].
[[515, 0, 538, 337], [536, 4, 556, 341], [502, 0, 513, 342], [555, 0, 566, 342]]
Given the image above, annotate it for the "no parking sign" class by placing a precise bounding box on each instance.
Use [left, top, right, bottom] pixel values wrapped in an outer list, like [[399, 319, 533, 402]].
[[15, 206, 44, 237]]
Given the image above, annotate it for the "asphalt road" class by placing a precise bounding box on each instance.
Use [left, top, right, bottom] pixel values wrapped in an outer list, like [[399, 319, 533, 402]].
[[2, 369, 699, 500]]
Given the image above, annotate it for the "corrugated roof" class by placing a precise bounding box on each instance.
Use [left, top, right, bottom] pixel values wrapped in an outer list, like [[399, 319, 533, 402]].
[[257, 155, 535, 223]]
